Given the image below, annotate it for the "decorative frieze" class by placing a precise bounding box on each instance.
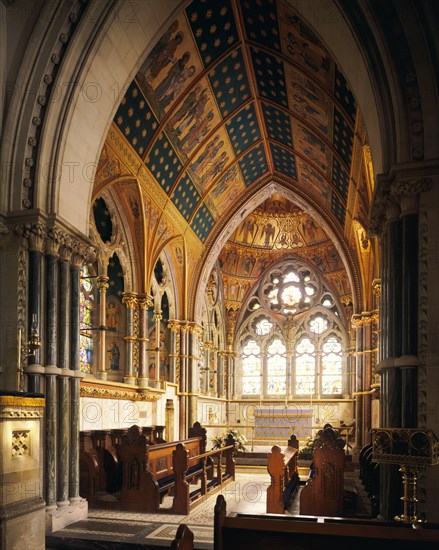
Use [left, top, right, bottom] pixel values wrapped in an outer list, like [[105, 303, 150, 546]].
[[80, 384, 159, 402]]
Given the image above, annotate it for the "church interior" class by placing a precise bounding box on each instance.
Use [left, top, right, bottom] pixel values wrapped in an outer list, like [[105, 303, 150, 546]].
[[0, 0, 438, 548]]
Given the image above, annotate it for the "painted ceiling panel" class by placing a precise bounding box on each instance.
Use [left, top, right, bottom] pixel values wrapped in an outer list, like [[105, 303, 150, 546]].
[[170, 174, 201, 221], [146, 132, 183, 194], [110, 0, 360, 245], [270, 143, 297, 180], [262, 102, 293, 147], [225, 103, 261, 155], [250, 47, 288, 107], [191, 203, 215, 242], [333, 107, 355, 167], [238, 143, 268, 186], [334, 66, 357, 123], [241, 0, 281, 51], [331, 192, 347, 226], [208, 47, 252, 118], [332, 157, 350, 201], [114, 81, 159, 157], [185, 0, 239, 68]]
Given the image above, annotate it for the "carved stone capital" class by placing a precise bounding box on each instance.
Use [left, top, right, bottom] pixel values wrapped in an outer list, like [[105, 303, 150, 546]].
[[97, 276, 109, 291], [138, 294, 153, 309], [372, 278, 381, 297], [152, 310, 162, 322], [168, 320, 181, 333], [45, 227, 64, 256], [15, 221, 47, 252], [391, 177, 432, 215], [122, 291, 137, 309]]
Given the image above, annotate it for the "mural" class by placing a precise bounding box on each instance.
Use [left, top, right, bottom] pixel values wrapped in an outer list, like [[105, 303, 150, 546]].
[[112, 0, 358, 243]]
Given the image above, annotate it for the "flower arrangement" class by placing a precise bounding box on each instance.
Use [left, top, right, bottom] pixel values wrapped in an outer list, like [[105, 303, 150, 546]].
[[298, 437, 314, 460], [212, 428, 247, 452]]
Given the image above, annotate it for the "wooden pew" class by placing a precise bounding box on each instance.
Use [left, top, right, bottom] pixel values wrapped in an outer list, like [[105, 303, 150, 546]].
[[172, 434, 235, 514], [171, 524, 194, 550], [300, 424, 345, 517], [214, 494, 439, 550], [266, 434, 299, 514], [79, 431, 100, 503]]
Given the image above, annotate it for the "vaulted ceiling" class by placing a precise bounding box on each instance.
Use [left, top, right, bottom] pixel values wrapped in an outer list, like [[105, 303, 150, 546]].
[[95, 0, 376, 318]]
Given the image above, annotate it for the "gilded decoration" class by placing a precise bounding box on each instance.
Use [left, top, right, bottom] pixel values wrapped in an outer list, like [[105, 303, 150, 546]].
[[80, 384, 160, 402]]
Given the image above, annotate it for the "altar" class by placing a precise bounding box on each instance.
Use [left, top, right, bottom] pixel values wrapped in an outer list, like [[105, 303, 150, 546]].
[[253, 407, 313, 441]]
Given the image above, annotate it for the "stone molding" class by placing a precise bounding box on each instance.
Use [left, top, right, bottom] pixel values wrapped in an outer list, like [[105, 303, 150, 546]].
[[80, 384, 159, 402]]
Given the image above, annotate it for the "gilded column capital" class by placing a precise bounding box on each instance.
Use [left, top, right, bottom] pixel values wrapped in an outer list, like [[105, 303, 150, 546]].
[[138, 294, 153, 309], [351, 311, 379, 329], [168, 320, 181, 333], [152, 309, 162, 322], [188, 322, 203, 337], [372, 279, 381, 297], [122, 291, 137, 309], [97, 276, 109, 291]]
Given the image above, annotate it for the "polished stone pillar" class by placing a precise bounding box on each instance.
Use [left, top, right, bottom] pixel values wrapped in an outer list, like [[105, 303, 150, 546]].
[[58, 251, 71, 507], [45, 253, 58, 369], [188, 323, 202, 427], [122, 292, 137, 384], [352, 315, 364, 449], [168, 320, 180, 385], [69, 257, 83, 502], [96, 276, 109, 380], [137, 295, 152, 389], [179, 323, 189, 438], [152, 309, 162, 386], [45, 374, 57, 509]]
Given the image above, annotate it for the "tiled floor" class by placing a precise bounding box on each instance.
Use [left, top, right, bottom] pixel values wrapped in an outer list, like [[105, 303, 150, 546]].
[[47, 467, 370, 549]]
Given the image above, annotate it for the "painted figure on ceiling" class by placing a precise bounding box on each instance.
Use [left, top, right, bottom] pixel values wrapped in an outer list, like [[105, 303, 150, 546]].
[[181, 111, 214, 154]]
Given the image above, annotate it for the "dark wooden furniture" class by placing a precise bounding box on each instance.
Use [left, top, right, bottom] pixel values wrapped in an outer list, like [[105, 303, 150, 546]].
[[300, 424, 345, 517], [266, 434, 299, 513], [214, 494, 439, 550], [171, 524, 194, 550]]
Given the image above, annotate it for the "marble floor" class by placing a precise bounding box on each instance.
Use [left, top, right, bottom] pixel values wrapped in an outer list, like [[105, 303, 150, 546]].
[[47, 467, 369, 549]]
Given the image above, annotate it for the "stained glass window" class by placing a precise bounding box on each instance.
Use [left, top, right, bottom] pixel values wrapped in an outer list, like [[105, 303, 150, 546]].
[[295, 337, 315, 394], [267, 339, 286, 394], [321, 335, 343, 394], [80, 266, 94, 373], [242, 339, 261, 394]]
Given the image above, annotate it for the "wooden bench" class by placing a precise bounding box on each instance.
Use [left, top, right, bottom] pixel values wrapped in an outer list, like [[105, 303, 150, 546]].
[[300, 424, 345, 517], [172, 435, 235, 514], [171, 524, 194, 550], [214, 494, 439, 550], [266, 434, 300, 513]]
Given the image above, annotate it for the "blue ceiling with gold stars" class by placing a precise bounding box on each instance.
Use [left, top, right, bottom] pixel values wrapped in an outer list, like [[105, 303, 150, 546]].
[[113, 0, 357, 243]]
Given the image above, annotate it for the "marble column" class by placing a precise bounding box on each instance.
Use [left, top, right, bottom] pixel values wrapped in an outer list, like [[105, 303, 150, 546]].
[[45, 374, 57, 509], [188, 323, 202, 427], [152, 309, 162, 387], [218, 351, 226, 398], [122, 292, 137, 384], [137, 295, 152, 389], [168, 320, 181, 385], [179, 323, 189, 438], [57, 248, 71, 507], [69, 253, 85, 503], [96, 276, 109, 380], [377, 200, 403, 520]]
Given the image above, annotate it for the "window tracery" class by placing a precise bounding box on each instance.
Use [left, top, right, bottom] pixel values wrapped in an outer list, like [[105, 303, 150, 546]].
[[236, 259, 347, 398]]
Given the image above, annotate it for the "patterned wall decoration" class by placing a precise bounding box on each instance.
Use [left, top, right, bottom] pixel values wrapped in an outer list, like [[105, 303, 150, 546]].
[[109, 0, 360, 246], [254, 408, 313, 440]]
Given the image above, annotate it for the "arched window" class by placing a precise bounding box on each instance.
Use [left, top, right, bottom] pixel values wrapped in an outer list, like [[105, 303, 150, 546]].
[[266, 338, 286, 394], [321, 334, 343, 394], [79, 265, 94, 373], [295, 337, 315, 394], [242, 339, 261, 394], [237, 259, 348, 398]]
